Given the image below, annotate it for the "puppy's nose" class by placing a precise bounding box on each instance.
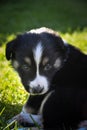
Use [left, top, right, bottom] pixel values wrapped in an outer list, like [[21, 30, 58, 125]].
[[32, 85, 44, 93]]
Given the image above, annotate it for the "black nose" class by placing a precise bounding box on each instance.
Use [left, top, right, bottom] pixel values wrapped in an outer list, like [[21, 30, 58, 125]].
[[32, 86, 44, 93]]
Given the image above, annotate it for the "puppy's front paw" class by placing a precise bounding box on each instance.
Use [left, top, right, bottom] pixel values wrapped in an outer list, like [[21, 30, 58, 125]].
[[17, 113, 36, 127], [8, 113, 35, 127], [8, 113, 42, 128]]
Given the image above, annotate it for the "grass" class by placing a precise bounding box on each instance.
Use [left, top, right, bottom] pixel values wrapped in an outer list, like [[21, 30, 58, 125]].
[[0, 0, 87, 129], [0, 44, 28, 129]]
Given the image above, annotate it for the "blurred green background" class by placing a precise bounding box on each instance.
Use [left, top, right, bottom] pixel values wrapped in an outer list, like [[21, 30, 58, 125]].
[[0, 0, 87, 34], [0, 0, 87, 129]]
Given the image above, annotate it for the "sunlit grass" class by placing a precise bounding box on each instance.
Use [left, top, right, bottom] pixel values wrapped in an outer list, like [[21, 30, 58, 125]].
[[0, 43, 28, 129], [61, 28, 87, 54]]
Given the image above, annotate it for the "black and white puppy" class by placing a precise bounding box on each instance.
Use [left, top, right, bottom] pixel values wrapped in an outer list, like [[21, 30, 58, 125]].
[[6, 27, 87, 130]]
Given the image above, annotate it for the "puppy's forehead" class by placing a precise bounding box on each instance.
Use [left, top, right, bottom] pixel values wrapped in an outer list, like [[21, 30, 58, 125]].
[[33, 42, 43, 65], [15, 32, 57, 63]]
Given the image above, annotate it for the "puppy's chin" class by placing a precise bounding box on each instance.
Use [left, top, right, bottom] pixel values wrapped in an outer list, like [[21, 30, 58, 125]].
[[29, 88, 49, 95]]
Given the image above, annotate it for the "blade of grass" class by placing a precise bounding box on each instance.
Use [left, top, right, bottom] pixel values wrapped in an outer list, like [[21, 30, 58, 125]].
[[14, 121, 18, 130], [0, 107, 5, 116], [3, 119, 16, 130], [30, 114, 41, 130]]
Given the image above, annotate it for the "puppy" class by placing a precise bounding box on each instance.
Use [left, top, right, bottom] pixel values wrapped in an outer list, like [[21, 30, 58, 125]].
[[6, 27, 87, 130]]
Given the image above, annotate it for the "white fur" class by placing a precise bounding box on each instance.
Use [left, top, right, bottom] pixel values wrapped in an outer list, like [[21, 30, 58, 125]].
[[28, 27, 56, 36], [30, 74, 49, 94], [19, 112, 42, 126], [29, 43, 49, 94], [33, 43, 43, 69], [39, 91, 54, 113], [21, 106, 42, 126]]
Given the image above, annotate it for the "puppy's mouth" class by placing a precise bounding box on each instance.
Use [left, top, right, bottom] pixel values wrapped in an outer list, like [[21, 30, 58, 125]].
[[29, 86, 44, 95], [24, 82, 49, 95]]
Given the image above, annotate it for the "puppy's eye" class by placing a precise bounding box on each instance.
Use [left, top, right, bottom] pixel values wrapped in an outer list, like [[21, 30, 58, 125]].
[[21, 65, 30, 71], [44, 64, 52, 71]]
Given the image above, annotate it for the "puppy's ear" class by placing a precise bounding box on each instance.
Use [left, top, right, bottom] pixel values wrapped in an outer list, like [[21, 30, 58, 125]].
[[53, 35, 69, 70], [6, 39, 16, 60], [54, 35, 68, 59]]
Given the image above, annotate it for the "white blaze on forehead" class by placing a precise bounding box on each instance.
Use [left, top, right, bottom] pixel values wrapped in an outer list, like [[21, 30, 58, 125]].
[[33, 42, 43, 75], [33, 42, 43, 67]]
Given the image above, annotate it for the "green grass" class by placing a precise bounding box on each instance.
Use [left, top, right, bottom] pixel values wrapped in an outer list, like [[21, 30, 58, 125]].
[[0, 0, 87, 129], [0, 44, 28, 129]]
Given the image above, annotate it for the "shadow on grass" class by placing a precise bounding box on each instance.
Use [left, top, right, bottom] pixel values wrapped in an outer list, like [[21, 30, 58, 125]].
[[0, 101, 22, 128]]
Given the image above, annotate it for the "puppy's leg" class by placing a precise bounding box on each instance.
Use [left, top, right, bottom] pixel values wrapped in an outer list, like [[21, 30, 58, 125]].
[[9, 95, 45, 127], [19, 94, 45, 127], [10, 112, 42, 127]]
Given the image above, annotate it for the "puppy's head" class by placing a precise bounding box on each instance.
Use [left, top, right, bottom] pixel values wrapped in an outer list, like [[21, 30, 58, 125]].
[[6, 27, 67, 95]]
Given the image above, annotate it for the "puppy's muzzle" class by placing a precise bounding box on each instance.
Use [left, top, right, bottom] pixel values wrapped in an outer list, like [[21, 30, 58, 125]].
[[30, 85, 44, 94]]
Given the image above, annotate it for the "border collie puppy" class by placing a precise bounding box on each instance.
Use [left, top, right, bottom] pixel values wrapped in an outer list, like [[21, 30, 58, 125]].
[[6, 27, 87, 130]]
